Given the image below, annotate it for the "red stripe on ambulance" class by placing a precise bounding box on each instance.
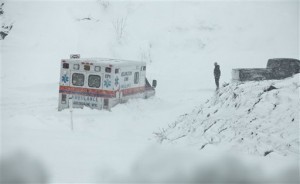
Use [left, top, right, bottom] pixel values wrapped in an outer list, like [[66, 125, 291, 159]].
[[121, 86, 145, 96], [59, 86, 116, 97], [59, 86, 146, 97]]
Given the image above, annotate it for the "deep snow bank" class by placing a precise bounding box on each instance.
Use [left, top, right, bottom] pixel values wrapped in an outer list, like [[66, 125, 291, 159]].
[[155, 74, 300, 157]]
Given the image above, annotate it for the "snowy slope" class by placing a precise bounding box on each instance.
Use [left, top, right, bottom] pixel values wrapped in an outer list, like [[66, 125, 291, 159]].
[[155, 74, 300, 157], [1, 0, 299, 183]]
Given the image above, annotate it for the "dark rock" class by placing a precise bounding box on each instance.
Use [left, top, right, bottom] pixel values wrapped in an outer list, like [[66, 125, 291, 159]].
[[249, 118, 257, 123], [0, 3, 4, 15], [264, 85, 277, 92], [200, 143, 208, 150], [0, 31, 8, 39], [264, 150, 273, 156], [222, 82, 229, 87]]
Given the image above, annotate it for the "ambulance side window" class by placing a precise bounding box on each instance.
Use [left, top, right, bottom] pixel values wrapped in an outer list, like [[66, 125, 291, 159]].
[[134, 72, 139, 84], [88, 75, 101, 88], [72, 73, 85, 86]]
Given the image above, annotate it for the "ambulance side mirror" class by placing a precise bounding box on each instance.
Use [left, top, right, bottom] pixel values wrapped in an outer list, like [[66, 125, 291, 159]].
[[152, 80, 157, 88]]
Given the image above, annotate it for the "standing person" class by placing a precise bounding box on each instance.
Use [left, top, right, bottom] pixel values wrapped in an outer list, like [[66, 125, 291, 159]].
[[214, 62, 221, 90]]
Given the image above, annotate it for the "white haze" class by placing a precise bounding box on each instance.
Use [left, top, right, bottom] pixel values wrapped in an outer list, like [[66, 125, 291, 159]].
[[0, 0, 299, 183]]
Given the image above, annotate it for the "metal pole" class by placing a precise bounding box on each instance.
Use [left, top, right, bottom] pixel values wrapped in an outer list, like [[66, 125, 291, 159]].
[[69, 95, 73, 131]]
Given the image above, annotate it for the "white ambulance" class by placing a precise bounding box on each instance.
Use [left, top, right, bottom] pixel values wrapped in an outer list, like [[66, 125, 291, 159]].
[[58, 55, 156, 111]]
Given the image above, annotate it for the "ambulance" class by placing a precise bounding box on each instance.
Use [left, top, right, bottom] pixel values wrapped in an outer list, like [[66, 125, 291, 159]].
[[58, 55, 156, 111]]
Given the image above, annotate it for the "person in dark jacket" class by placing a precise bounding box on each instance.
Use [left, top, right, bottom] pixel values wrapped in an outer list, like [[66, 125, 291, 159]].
[[214, 62, 221, 90]]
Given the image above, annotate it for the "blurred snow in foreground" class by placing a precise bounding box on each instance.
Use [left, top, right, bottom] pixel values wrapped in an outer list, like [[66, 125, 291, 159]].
[[1, 146, 298, 183]]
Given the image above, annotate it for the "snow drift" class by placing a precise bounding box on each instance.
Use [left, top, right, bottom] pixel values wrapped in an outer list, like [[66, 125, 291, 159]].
[[155, 74, 300, 157]]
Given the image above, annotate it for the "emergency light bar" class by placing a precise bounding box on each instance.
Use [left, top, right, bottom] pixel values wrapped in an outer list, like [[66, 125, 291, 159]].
[[70, 54, 80, 59]]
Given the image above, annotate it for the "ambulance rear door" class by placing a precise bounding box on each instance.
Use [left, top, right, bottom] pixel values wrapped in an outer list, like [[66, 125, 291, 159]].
[[86, 65, 104, 109], [70, 62, 104, 109]]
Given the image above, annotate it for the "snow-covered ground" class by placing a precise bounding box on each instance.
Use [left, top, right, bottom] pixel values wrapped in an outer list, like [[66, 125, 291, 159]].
[[0, 0, 299, 183], [155, 75, 300, 156]]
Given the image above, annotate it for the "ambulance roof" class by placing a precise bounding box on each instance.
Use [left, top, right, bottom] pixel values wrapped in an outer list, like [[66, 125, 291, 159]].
[[64, 58, 146, 66]]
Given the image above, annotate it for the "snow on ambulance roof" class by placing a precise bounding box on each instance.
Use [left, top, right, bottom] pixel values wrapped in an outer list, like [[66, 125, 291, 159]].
[[63, 57, 146, 66]]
